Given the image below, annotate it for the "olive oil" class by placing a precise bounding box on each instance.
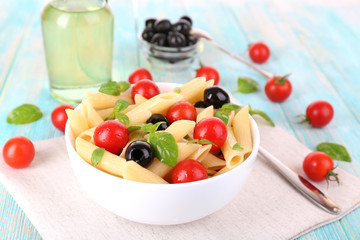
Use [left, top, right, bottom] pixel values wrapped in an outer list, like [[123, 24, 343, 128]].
[[41, 1, 113, 103]]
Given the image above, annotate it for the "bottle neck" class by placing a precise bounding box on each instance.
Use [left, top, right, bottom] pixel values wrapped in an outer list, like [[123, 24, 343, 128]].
[[50, 0, 107, 12]]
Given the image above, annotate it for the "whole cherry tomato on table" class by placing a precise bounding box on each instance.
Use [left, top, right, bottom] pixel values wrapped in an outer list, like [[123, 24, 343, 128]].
[[94, 120, 129, 155], [265, 75, 292, 102], [171, 159, 208, 183], [131, 79, 160, 102], [193, 117, 227, 151], [303, 151, 338, 183], [51, 104, 74, 132], [249, 42, 270, 64], [166, 101, 197, 123], [3, 136, 35, 168], [195, 66, 220, 85], [304, 100, 334, 128], [128, 68, 153, 84]]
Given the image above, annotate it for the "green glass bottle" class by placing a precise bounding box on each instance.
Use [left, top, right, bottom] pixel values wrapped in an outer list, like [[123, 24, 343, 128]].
[[41, 0, 114, 103]]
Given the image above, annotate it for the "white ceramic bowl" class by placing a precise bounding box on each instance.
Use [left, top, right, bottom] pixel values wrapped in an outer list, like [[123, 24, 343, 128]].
[[65, 83, 260, 225]]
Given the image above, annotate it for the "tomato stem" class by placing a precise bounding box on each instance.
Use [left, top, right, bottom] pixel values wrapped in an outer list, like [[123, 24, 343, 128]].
[[326, 168, 339, 185], [296, 114, 309, 124], [275, 73, 291, 85]]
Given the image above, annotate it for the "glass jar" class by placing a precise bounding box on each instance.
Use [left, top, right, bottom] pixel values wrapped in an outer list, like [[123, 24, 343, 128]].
[[41, 0, 114, 103]]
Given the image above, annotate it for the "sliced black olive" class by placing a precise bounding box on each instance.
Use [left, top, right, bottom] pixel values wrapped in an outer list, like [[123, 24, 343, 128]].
[[172, 19, 191, 36], [194, 101, 208, 108], [180, 16, 192, 26], [146, 114, 170, 130], [167, 31, 186, 47], [145, 18, 156, 28], [125, 141, 154, 167], [150, 33, 167, 46], [204, 86, 230, 109], [142, 27, 155, 42]]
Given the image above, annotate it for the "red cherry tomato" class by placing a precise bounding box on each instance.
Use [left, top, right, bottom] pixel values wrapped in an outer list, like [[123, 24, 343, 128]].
[[249, 42, 270, 64], [305, 100, 334, 128], [172, 159, 208, 183], [3, 136, 35, 168], [93, 120, 129, 155], [303, 151, 337, 182], [193, 117, 227, 151], [131, 79, 160, 102], [166, 101, 197, 123], [195, 66, 220, 85], [51, 104, 74, 132], [128, 68, 153, 84], [265, 75, 292, 102]]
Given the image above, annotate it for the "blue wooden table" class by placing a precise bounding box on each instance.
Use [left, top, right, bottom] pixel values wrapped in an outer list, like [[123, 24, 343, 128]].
[[1, 0, 360, 239]]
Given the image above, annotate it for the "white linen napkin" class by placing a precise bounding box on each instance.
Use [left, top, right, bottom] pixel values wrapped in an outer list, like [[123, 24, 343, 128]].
[[0, 124, 360, 240]]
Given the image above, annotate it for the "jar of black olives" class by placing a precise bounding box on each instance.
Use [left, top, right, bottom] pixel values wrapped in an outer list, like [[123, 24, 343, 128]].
[[138, 16, 202, 71]]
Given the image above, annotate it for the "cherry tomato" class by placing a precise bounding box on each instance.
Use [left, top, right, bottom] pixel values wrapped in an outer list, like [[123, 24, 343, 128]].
[[128, 68, 153, 84], [249, 42, 270, 64], [166, 101, 197, 123], [305, 100, 334, 128], [195, 66, 220, 85], [51, 104, 74, 132], [94, 120, 129, 155], [265, 75, 292, 102], [131, 79, 160, 102], [303, 151, 338, 182], [171, 159, 208, 183], [193, 117, 227, 151], [3, 136, 35, 168]]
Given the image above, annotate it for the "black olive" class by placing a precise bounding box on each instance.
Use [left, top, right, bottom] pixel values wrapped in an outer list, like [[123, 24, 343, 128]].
[[146, 114, 170, 130], [194, 101, 208, 108], [150, 33, 167, 46], [186, 36, 198, 46], [180, 16, 192, 26], [167, 31, 186, 47], [204, 86, 230, 109], [125, 141, 154, 167], [142, 27, 155, 42], [172, 19, 191, 36], [145, 18, 156, 28], [154, 19, 172, 34]]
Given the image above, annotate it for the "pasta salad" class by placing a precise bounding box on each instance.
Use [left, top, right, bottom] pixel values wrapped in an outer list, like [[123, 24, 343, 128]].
[[66, 77, 253, 184]]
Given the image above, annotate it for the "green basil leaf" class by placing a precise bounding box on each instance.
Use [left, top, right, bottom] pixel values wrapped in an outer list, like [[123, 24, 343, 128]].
[[140, 123, 155, 133], [250, 109, 275, 127], [105, 112, 115, 121], [116, 113, 129, 125], [118, 81, 131, 93], [7, 104, 43, 124], [99, 81, 120, 96], [149, 132, 178, 167], [152, 121, 166, 132], [114, 99, 130, 113], [219, 103, 241, 112], [184, 134, 190, 139], [187, 139, 199, 144], [91, 148, 105, 166], [237, 77, 259, 93], [215, 110, 229, 125], [198, 139, 217, 147], [232, 143, 244, 151], [128, 125, 142, 133], [174, 87, 181, 93], [187, 138, 217, 147], [316, 142, 352, 162]]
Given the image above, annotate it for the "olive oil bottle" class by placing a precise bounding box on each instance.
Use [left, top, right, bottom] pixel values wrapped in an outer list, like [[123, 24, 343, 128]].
[[41, 0, 114, 103]]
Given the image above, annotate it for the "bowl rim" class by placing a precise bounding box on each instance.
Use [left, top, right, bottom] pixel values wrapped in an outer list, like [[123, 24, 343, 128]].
[[65, 82, 260, 188]]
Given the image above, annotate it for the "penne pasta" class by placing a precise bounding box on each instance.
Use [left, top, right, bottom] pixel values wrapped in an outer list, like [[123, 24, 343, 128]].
[[81, 99, 103, 128], [147, 143, 201, 178], [201, 153, 226, 170], [164, 120, 196, 142], [221, 126, 244, 169], [123, 161, 169, 184], [188, 144, 212, 162], [75, 137, 126, 177], [134, 94, 148, 105], [86, 91, 132, 109], [232, 105, 253, 160], [78, 127, 96, 143], [196, 105, 214, 123], [66, 109, 89, 138], [214, 166, 231, 176]]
